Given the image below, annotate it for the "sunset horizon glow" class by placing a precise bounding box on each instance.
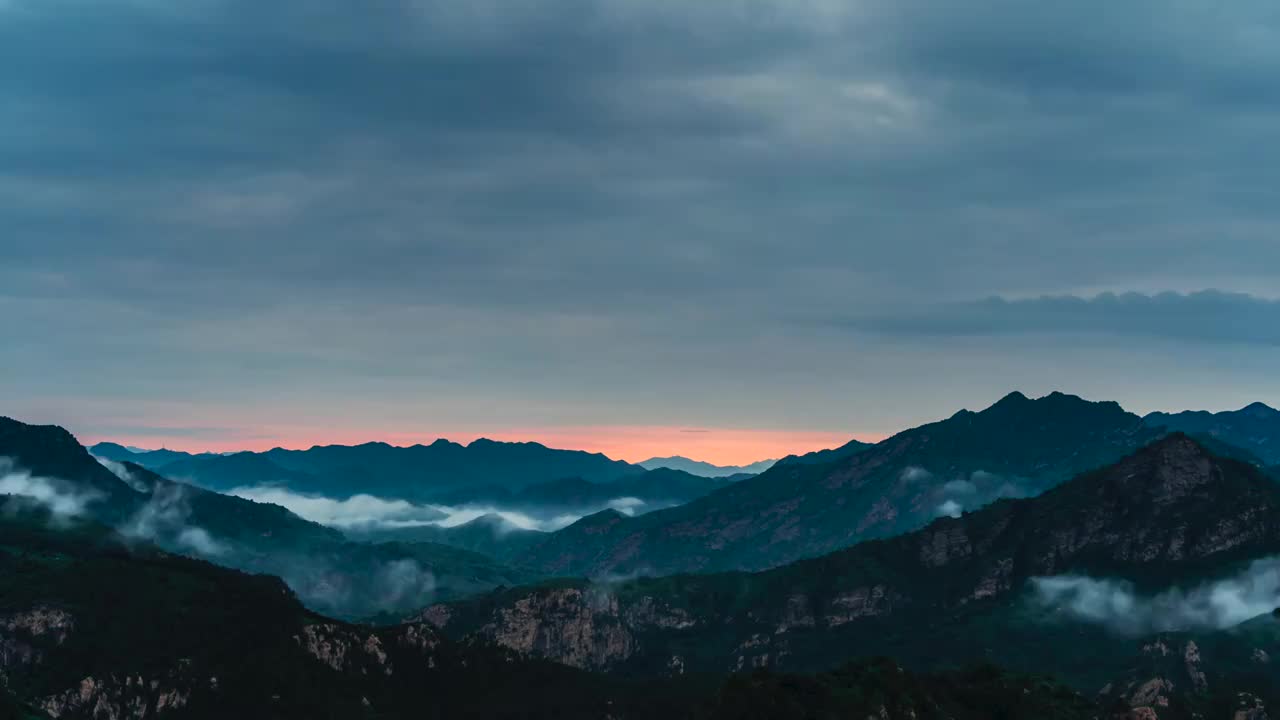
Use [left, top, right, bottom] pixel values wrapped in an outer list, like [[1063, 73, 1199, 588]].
[[81, 425, 879, 467]]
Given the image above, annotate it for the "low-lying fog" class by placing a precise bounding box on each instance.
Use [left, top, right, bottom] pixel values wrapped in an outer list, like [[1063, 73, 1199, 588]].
[[228, 485, 654, 534]]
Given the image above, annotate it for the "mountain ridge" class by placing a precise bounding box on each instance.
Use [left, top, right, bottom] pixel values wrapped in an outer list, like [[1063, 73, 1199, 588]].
[[638, 456, 777, 477], [512, 391, 1162, 577], [3, 417, 537, 619], [1145, 402, 1280, 464], [424, 433, 1280, 696]]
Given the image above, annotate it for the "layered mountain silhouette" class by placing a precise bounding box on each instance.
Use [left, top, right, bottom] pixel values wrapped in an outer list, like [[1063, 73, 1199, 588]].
[[424, 434, 1280, 717], [639, 456, 776, 477], [1146, 402, 1280, 465], [0, 504, 723, 718], [0, 500, 1122, 719], [9, 398, 1280, 718], [93, 437, 643, 498], [93, 438, 731, 513], [513, 392, 1163, 577], [2, 417, 532, 619]]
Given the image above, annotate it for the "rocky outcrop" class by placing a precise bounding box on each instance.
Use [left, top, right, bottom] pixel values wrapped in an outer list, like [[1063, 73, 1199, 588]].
[[824, 585, 895, 626], [3, 606, 75, 644], [479, 588, 635, 670], [39, 674, 193, 719], [0, 606, 75, 675], [1233, 693, 1271, 720], [294, 623, 398, 676]]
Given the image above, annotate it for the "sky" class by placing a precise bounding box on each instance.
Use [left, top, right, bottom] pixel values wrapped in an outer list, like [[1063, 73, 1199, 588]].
[[3, 1, 1279, 465]]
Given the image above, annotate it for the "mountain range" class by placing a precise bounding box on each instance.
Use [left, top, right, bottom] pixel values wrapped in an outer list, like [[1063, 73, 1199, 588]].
[[92, 439, 733, 515], [3, 418, 533, 619], [422, 434, 1280, 715], [639, 456, 776, 477], [510, 392, 1165, 577], [0, 498, 1120, 719], [6, 391, 1280, 718]]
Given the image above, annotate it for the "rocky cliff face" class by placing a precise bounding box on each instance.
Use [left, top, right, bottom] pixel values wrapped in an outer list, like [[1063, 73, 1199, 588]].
[[39, 673, 196, 720], [420, 584, 699, 671]]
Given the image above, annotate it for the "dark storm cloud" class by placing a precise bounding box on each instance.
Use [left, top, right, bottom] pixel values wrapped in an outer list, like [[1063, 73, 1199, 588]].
[[2, 0, 1280, 438]]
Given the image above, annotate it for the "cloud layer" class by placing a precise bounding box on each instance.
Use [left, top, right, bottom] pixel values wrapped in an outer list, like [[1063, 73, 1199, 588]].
[[847, 291, 1280, 346], [0, 457, 102, 519], [4, 0, 1280, 439], [229, 485, 651, 533]]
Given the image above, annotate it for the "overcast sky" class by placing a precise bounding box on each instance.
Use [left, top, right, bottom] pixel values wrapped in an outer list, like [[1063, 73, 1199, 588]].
[[3, 1, 1279, 463]]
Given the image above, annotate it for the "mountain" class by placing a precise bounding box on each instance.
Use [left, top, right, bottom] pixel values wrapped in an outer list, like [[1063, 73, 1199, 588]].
[[513, 392, 1162, 577], [0, 504, 720, 719], [422, 435, 1280, 715], [639, 456, 776, 477], [97, 438, 646, 503], [262, 438, 642, 497], [773, 437, 874, 467], [3, 417, 534, 619], [0, 500, 1126, 719], [1145, 402, 1280, 464], [88, 442, 205, 468], [153, 451, 319, 492], [150, 447, 728, 523]]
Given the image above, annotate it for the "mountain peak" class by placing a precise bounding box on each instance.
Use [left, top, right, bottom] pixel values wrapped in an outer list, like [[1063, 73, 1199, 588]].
[[994, 390, 1030, 405], [1242, 401, 1279, 418], [967, 391, 1135, 428], [1066, 432, 1243, 508], [89, 441, 135, 456], [638, 455, 777, 477]]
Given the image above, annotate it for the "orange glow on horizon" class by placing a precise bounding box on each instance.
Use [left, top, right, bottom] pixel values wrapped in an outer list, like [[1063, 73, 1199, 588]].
[[82, 425, 881, 467]]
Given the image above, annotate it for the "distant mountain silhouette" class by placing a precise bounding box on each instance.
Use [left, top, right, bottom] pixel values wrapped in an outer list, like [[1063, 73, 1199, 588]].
[[88, 441, 210, 467], [638, 456, 776, 477], [5, 417, 533, 618], [96, 439, 738, 521], [94, 438, 645, 502], [153, 451, 317, 491], [1145, 401, 1280, 464]]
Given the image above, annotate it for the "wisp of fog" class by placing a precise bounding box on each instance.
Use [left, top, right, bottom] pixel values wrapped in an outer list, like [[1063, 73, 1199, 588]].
[[1031, 557, 1280, 634], [229, 485, 650, 534]]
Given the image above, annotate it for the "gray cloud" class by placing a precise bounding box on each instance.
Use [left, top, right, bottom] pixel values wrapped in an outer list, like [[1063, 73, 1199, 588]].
[[3, 1, 1280, 439], [847, 291, 1280, 346]]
